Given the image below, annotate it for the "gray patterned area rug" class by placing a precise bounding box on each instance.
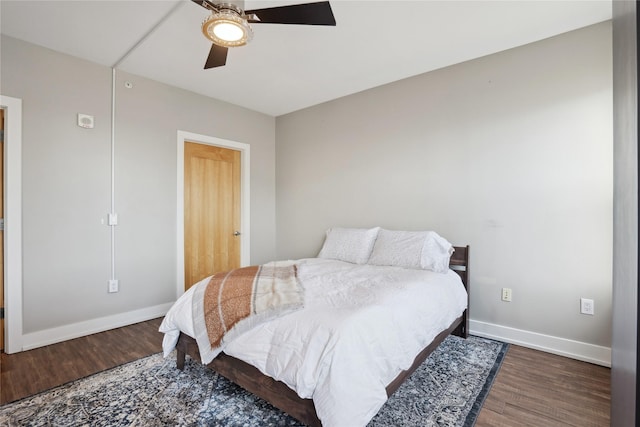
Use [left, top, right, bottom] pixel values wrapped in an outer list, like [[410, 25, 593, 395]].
[[0, 335, 507, 427]]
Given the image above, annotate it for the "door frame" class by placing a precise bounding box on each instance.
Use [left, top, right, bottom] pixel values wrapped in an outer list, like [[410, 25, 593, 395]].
[[1, 95, 23, 354], [176, 130, 250, 299]]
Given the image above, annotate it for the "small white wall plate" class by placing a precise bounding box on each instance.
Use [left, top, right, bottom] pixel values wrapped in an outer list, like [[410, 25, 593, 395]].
[[77, 113, 95, 129]]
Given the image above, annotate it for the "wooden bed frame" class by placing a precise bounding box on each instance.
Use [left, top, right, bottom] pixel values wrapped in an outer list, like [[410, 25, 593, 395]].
[[175, 245, 470, 426]]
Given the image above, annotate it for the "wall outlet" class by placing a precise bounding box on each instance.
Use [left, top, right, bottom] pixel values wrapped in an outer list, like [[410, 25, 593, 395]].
[[108, 279, 119, 293], [580, 298, 594, 315], [501, 287, 512, 302]]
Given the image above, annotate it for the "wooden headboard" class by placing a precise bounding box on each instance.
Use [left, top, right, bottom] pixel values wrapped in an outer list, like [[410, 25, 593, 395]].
[[450, 245, 470, 338], [450, 245, 470, 287]]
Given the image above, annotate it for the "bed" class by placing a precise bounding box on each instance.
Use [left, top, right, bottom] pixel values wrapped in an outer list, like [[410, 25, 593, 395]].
[[160, 228, 470, 426]]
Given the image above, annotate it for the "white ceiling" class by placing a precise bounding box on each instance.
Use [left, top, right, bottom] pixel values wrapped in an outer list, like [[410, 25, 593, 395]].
[[0, 0, 611, 116]]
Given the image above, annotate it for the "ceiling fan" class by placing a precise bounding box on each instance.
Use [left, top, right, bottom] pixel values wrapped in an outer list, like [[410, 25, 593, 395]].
[[191, 0, 336, 69]]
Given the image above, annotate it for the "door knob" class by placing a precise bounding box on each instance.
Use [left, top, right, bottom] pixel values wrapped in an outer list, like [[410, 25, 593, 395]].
[[233, 231, 241, 236]]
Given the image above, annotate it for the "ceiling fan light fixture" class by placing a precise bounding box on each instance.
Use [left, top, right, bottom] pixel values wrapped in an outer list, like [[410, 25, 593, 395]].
[[193, 0, 337, 69], [202, 8, 253, 47]]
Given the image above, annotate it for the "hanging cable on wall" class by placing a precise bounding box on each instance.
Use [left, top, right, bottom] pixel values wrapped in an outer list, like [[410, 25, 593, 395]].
[[107, 68, 118, 293]]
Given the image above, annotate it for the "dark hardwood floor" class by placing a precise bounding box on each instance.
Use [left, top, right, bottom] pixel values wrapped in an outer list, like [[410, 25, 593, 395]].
[[0, 318, 164, 405], [476, 344, 610, 427], [1, 319, 611, 426]]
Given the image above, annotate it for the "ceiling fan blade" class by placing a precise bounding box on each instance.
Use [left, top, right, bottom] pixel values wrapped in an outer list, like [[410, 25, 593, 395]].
[[191, 0, 215, 11], [204, 44, 228, 69], [245, 1, 336, 26]]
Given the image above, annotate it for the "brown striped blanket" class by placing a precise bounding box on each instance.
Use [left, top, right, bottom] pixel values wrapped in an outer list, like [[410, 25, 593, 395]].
[[192, 261, 304, 364]]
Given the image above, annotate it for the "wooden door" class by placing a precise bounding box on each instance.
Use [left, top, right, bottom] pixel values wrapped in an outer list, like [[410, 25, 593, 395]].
[[184, 142, 241, 290], [1, 108, 4, 351]]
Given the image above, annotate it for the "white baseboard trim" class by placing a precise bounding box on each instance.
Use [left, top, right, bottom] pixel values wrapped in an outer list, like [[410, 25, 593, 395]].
[[21, 303, 174, 351], [18, 310, 612, 367], [470, 319, 611, 367]]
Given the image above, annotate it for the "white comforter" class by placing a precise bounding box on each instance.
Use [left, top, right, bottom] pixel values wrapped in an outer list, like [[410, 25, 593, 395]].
[[159, 258, 468, 427]]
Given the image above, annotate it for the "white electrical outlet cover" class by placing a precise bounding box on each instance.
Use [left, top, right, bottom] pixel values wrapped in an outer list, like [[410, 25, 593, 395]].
[[580, 298, 594, 315]]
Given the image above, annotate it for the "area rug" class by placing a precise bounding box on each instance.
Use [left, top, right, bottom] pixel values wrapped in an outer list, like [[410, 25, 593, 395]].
[[0, 335, 507, 427]]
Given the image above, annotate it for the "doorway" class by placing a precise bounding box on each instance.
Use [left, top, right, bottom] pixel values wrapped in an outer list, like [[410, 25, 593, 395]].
[[183, 142, 241, 289], [176, 131, 250, 298], [0, 95, 23, 354]]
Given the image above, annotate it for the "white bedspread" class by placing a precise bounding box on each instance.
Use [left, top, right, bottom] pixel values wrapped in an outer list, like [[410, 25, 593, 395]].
[[160, 258, 467, 427]]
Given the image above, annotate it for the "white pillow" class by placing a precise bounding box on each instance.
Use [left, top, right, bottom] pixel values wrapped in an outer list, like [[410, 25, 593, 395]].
[[421, 231, 455, 273], [367, 229, 454, 273], [317, 227, 380, 264], [367, 229, 428, 269]]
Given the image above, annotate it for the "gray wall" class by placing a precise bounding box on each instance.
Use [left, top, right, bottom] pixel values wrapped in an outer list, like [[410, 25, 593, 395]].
[[276, 23, 613, 352], [611, 1, 638, 425], [0, 21, 617, 364], [1, 35, 276, 334]]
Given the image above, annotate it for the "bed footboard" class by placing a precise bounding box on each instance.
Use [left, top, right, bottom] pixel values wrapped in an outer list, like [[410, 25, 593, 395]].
[[450, 245, 470, 339]]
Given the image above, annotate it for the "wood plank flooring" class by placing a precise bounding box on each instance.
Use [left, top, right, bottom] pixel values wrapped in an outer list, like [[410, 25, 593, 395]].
[[0, 319, 611, 426], [0, 318, 163, 405], [476, 344, 610, 427]]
